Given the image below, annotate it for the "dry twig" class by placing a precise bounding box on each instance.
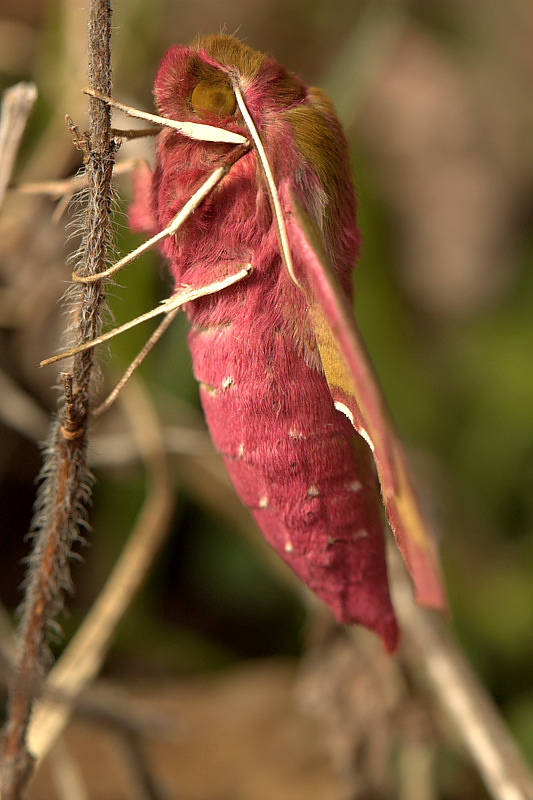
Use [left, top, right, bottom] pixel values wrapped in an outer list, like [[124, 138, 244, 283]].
[[28, 378, 175, 766], [0, 82, 37, 210], [1, 1, 116, 796], [390, 548, 533, 800]]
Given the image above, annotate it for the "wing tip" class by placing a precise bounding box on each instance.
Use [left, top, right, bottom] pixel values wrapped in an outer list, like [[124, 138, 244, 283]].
[[413, 578, 448, 613]]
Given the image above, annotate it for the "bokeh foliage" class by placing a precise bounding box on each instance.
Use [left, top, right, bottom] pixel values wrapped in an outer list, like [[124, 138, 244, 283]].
[[1, 0, 533, 790]]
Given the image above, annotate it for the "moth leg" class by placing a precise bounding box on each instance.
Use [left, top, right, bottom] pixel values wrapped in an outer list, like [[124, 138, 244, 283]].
[[93, 307, 180, 416], [40, 265, 252, 368], [73, 147, 250, 284]]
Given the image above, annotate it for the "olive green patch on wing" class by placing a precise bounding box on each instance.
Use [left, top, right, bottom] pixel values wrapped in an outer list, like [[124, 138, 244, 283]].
[[308, 301, 357, 409], [283, 92, 346, 235]]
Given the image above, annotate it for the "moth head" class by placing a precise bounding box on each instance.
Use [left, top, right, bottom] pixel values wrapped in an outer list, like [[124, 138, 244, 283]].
[[154, 35, 307, 126]]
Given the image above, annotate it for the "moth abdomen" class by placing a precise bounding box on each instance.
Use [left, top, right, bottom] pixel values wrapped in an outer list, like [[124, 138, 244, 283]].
[[188, 312, 398, 649]]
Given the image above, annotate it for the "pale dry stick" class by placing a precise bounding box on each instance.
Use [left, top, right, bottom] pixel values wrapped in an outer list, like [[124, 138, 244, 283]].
[[1, 0, 115, 794], [89, 425, 214, 466], [16, 158, 142, 222], [389, 548, 533, 800], [0, 367, 49, 443], [0, 633, 173, 743], [15, 159, 138, 199], [0, 81, 37, 209], [40, 265, 252, 367], [72, 683, 174, 740], [28, 377, 174, 766], [48, 738, 90, 800], [397, 740, 436, 800]]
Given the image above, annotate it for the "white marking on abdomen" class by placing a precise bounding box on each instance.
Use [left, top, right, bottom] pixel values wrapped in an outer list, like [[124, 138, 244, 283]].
[[289, 428, 305, 439], [347, 480, 362, 492]]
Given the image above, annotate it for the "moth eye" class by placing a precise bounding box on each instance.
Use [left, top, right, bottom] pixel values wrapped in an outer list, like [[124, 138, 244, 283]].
[[190, 80, 237, 118]]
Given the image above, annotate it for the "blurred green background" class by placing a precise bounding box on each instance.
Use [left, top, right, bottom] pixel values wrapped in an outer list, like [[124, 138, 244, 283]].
[[1, 0, 532, 795]]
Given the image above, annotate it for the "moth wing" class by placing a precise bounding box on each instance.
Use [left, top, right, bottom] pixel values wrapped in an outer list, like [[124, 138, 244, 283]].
[[286, 189, 446, 610]]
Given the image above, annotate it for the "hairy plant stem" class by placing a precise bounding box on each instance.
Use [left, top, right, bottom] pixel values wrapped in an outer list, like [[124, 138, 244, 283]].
[[1, 1, 115, 797]]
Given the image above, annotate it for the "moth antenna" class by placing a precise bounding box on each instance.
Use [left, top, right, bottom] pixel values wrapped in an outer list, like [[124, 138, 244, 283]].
[[40, 266, 252, 368], [110, 127, 161, 141], [93, 307, 180, 416], [232, 83, 301, 289], [84, 88, 248, 145], [73, 151, 249, 284]]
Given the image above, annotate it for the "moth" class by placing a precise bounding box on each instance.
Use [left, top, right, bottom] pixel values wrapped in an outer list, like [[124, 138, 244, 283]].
[[61, 34, 446, 650]]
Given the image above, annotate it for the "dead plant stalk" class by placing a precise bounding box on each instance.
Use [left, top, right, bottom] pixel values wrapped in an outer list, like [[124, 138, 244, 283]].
[[1, 1, 116, 797]]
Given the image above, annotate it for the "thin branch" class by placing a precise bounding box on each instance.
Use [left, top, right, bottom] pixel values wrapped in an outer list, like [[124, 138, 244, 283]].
[[389, 547, 533, 800], [114, 730, 168, 800], [110, 126, 161, 140], [1, 2, 115, 797], [28, 378, 175, 766], [0, 82, 37, 210]]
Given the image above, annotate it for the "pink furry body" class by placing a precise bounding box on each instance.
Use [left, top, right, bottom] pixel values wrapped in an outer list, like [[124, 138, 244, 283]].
[[130, 39, 398, 649]]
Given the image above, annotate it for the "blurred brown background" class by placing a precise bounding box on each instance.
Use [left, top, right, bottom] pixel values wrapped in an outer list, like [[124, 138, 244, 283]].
[[1, 1, 533, 797]]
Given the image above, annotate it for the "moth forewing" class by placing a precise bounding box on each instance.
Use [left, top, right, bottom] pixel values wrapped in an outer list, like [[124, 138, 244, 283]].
[[286, 191, 446, 610]]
